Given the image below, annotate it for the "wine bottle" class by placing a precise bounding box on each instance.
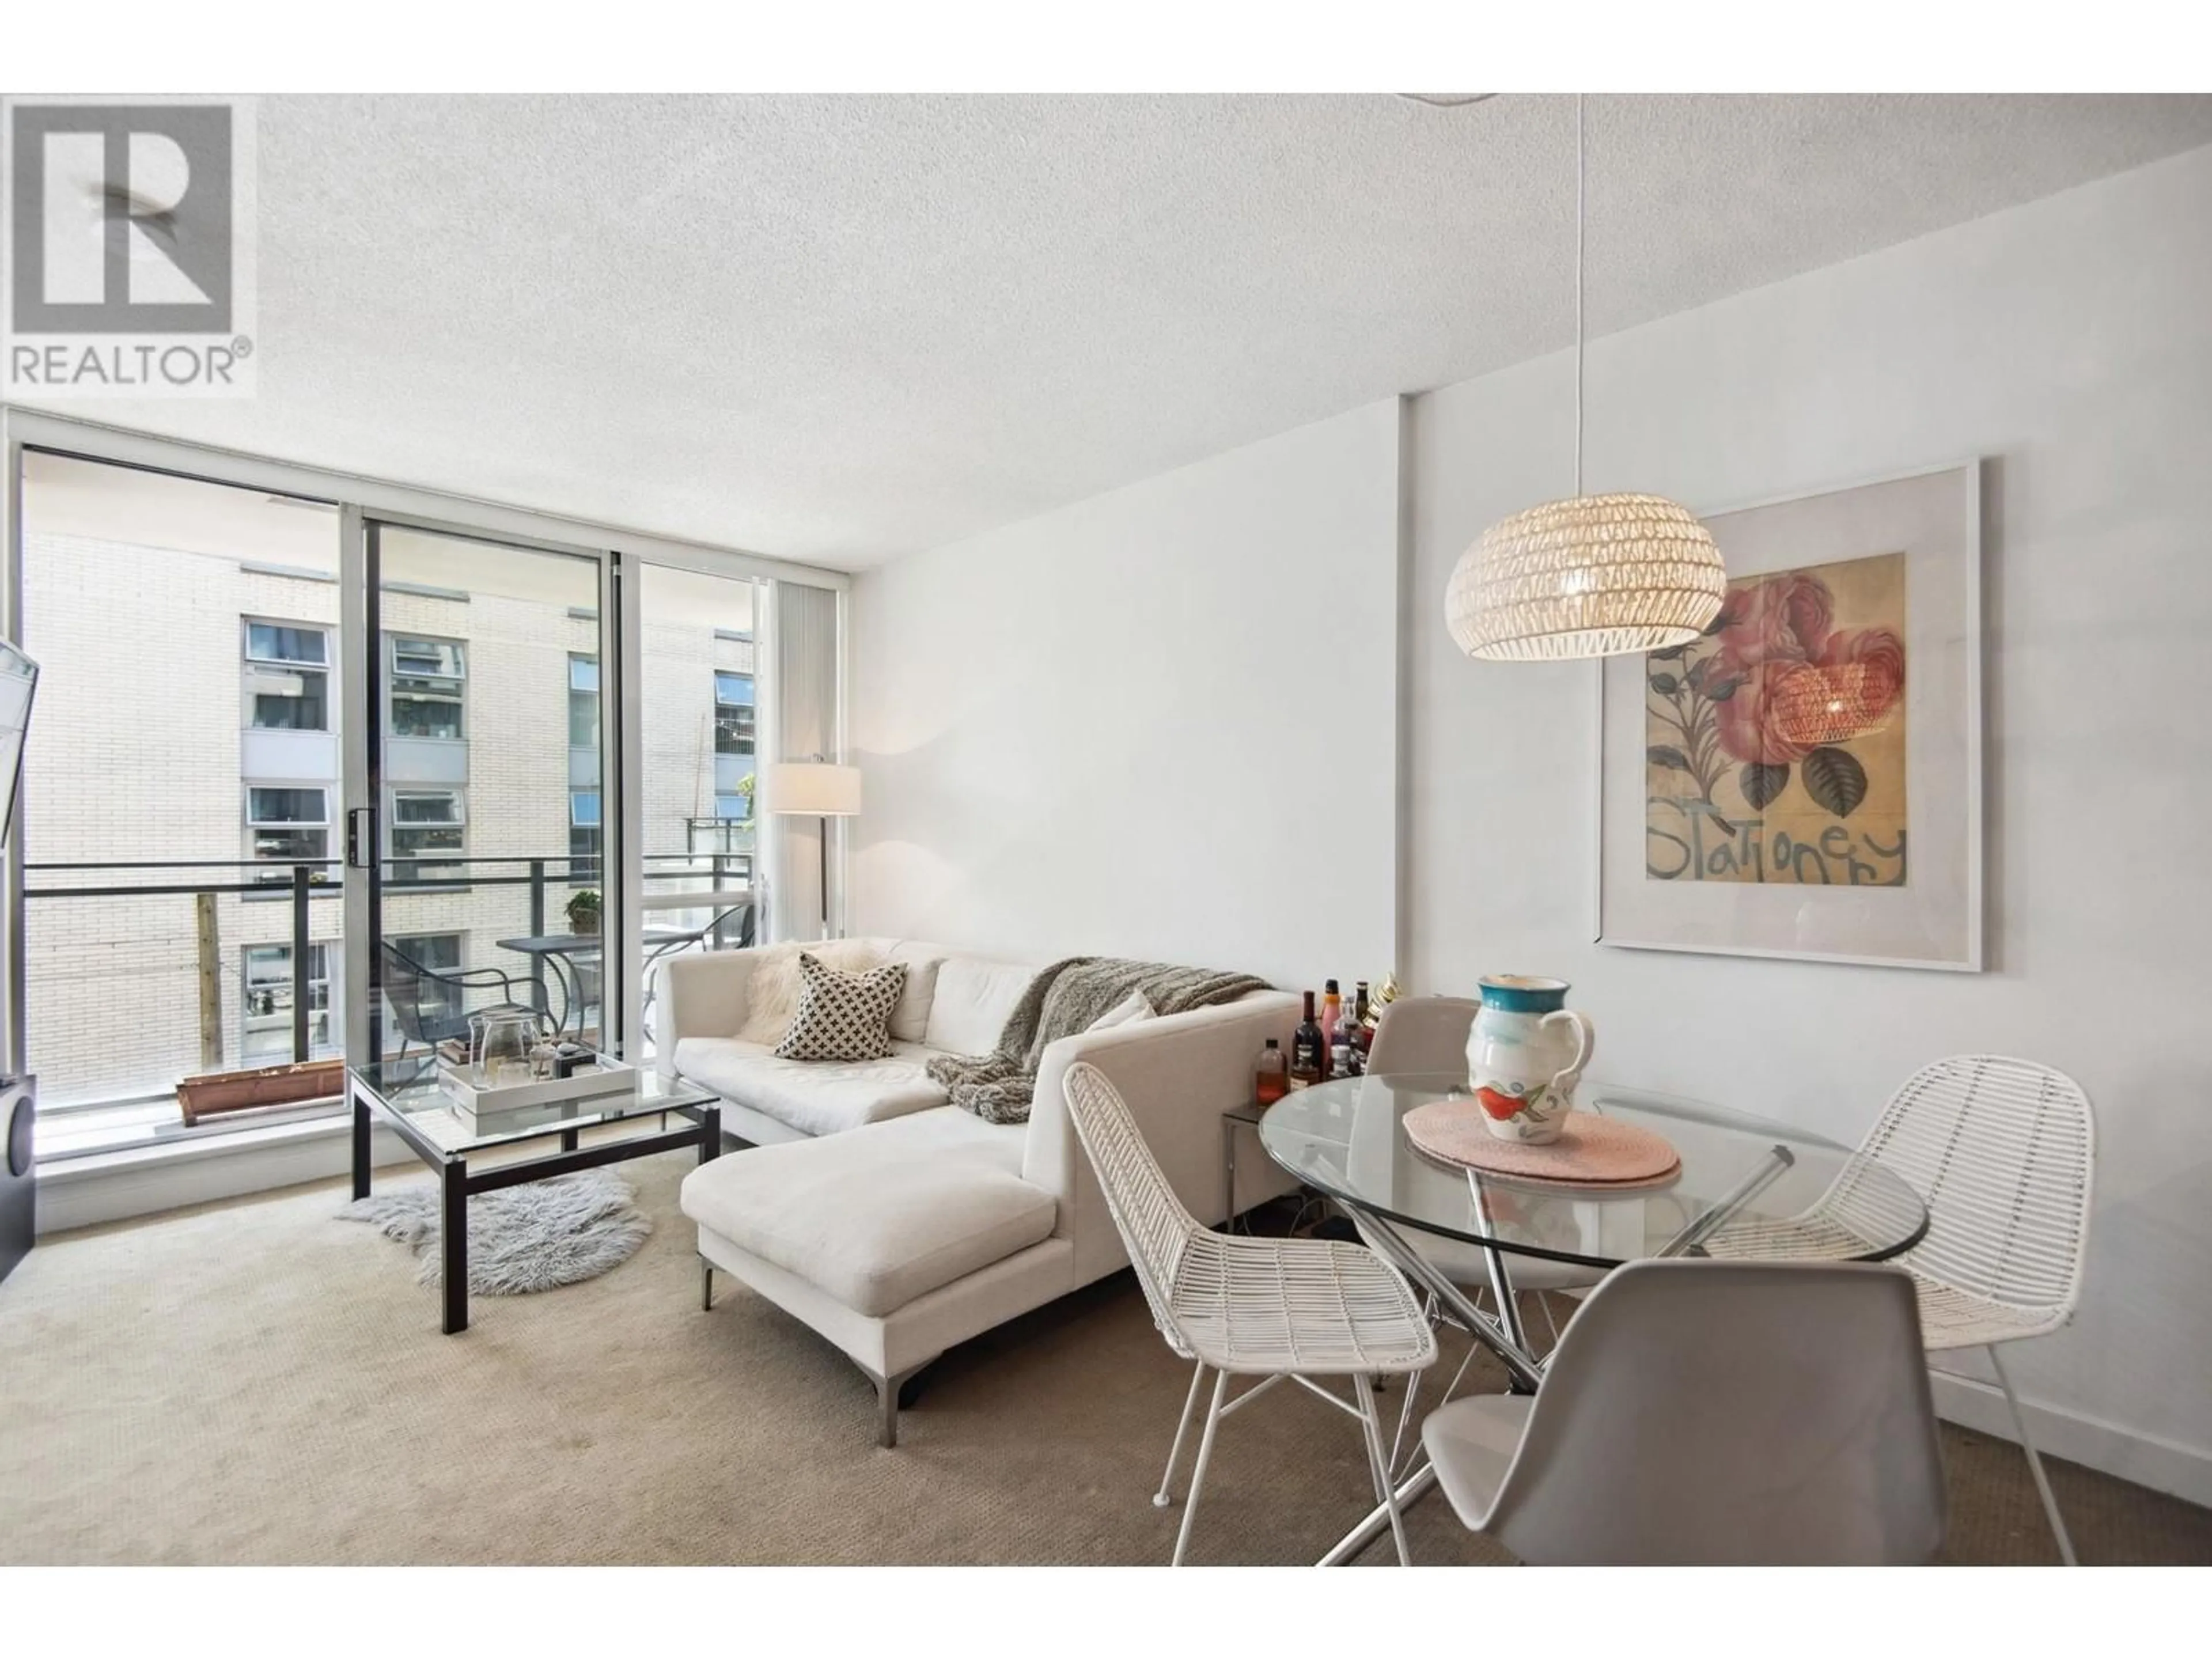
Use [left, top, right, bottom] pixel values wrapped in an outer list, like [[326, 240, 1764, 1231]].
[[1289, 992, 1324, 1090]]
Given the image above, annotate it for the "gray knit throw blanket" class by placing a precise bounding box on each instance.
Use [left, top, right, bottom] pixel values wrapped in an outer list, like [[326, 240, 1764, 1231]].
[[927, 956, 1270, 1125]]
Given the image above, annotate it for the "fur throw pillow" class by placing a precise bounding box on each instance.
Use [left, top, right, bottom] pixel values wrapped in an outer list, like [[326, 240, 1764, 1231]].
[[737, 939, 887, 1046]]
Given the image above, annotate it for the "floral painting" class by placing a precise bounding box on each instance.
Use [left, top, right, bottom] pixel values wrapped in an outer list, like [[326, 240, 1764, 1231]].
[[1645, 552, 1908, 885]]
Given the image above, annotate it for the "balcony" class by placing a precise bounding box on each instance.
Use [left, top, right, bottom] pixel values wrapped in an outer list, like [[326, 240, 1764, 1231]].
[[23, 847, 755, 1164]]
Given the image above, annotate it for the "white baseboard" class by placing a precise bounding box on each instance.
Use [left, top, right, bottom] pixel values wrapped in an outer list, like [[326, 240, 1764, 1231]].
[[1930, 1368, 2212, 1510], [35, 1117, 416, 1235]]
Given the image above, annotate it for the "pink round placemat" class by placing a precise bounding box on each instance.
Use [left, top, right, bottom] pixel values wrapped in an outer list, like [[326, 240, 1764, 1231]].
[[1403, 1100, 1682, 1190]]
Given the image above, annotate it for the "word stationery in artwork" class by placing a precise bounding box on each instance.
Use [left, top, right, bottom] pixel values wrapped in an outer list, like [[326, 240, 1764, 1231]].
[[1644, 552, 1907, 888]]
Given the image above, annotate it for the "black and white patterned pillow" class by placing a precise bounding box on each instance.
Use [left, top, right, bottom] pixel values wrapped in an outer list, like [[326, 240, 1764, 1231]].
[[773, 953, 908, 1063]]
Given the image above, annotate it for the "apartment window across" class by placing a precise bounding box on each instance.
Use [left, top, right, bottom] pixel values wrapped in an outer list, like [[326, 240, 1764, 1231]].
[[243, 620, 331, 731], [714, 671, 755, 756], [241, 942, 336, 1063], [247, 786, 329, 865], [570, 789, 601, 882], [714, 791, 751, 820], [389, 788, 465, 878], [389, 634, 466, 740], [569, 654, 600, 749]]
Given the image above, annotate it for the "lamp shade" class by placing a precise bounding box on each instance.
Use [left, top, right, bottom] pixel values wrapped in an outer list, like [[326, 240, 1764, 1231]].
[[765, 761, 862, 817], [1446, 492, 1728, 662]]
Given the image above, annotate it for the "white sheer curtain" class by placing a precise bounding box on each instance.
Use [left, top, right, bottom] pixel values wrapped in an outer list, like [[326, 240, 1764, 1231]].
[[760, 580, 842, 942]]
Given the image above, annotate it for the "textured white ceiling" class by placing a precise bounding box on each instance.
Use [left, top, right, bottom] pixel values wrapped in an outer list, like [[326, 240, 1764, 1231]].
[[21, 94, 2212, 569]]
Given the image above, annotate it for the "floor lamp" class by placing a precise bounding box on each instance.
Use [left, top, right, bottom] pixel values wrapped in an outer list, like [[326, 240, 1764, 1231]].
[[765, 759, 862, 940]]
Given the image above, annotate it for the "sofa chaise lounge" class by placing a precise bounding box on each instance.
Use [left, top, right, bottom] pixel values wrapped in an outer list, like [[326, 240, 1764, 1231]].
[[661, 938, 1298, 1444]]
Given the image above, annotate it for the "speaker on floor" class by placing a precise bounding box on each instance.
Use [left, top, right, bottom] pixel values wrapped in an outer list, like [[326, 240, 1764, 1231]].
[[0, 1075, 33, 1287]]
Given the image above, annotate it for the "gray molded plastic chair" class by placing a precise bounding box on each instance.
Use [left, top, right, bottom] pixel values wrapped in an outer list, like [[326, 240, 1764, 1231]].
[[1421, 1259, 1947, 1565]]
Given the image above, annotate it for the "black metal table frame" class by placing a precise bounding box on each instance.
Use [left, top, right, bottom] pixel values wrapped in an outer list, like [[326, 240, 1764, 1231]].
[[350, 1071, 720, 1335]]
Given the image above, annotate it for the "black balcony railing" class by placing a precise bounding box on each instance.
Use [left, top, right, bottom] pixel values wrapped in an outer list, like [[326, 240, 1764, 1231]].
[[21, 849, 753, 1100]]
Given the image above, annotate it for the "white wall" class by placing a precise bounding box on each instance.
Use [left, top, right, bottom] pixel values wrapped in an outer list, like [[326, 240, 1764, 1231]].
[[851, 399, 1403, 989], [1412, 144, 2212, 1501], [852, 145, 2212, 1501]]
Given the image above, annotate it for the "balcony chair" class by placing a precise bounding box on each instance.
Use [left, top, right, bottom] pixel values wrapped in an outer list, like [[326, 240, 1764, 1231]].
[[1421, 1259, 1948, 1564], [1705, 1055, 2096, 1563], [379, 941, 553, 1065], [1063, 1061, 1435, 1566]]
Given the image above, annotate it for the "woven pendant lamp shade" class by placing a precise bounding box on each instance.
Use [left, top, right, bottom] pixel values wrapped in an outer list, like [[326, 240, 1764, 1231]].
[[1446, 492, 1727, 661]]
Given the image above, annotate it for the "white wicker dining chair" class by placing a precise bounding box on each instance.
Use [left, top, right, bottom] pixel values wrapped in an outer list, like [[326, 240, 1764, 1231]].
[[1706, 1055, 2095, 1564], [1062, 1061, 1437, 1566]]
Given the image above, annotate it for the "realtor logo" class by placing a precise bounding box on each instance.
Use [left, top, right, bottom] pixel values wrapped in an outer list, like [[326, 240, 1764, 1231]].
[[3, 96, 256, 396]]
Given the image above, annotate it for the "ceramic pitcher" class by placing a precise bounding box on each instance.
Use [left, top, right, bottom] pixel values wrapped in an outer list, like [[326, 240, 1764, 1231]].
[[1465, 975, 1596, 1145]]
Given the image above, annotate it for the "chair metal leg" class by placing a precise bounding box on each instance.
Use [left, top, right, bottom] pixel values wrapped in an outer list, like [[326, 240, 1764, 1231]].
[[1155, 1361, 1209, 1508], [1990, 1346, 2077, 1566], [1171, 1369, 1230, 1566], [1354, 1373, 1412, 1566], [1387, 1359, 1423, 1482]]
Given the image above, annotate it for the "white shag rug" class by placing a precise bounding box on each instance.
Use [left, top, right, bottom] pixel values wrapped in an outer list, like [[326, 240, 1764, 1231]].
[[338, 1169, 652, 1293]]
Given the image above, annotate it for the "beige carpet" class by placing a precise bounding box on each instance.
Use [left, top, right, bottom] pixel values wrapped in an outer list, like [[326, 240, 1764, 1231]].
[[3, 1148, 2207, 1566]]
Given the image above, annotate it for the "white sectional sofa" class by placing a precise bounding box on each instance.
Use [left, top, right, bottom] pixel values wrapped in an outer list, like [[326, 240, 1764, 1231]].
[[660, 938, 1298, 1444]]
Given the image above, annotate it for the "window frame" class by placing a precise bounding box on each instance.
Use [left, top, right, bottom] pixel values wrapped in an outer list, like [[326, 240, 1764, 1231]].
[[244, 783, 331, 869], [241, 617, 333, 733], [568, 652, 601, 750], [385, 786, 467, 881], [385, 631, 468, 741], [713, 669, 756, 757]]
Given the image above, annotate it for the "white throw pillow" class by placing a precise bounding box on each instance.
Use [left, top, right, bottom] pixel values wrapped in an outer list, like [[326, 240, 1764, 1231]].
[[922, 958, 1040, 1056], [737, 939, 887, 1047], [774, 954, 907, 1063], [884, 944, 944, 1045], [1086, 991, 1155, 1032]]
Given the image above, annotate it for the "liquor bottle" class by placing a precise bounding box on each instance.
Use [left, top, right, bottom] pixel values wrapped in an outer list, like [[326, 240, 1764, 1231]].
[[1289, 993, 1324, 1090], [1320, 979, 1342, 1075], [1254, 1038, 1288, 1105], [1351, 980, 1374, 1067], [1329, 1018, 1359, 1081]]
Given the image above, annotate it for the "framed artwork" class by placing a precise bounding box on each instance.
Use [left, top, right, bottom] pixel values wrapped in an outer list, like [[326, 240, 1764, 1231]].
[[1596, 460, 1983, 970]]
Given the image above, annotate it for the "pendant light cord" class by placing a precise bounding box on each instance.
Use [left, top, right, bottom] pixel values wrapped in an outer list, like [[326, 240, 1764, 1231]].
[[1574, 92, 1585, 499]]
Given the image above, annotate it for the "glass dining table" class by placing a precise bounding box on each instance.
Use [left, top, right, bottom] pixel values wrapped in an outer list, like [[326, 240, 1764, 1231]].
[[1257, 1071, 1930, 1563]]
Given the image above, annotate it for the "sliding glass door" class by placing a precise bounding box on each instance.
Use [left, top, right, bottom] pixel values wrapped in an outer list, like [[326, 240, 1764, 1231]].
[[359, 522, 610, 1069], [2, 418, 844, 1166], [632, 561, 759, 1058]]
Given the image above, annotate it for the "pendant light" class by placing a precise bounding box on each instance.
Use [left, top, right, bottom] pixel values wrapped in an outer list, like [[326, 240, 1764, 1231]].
[[1445, 96, 1726, 662]]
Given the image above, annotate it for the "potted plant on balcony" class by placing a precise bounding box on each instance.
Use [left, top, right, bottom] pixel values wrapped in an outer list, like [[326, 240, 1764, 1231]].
[[565, 888, 602, 935]]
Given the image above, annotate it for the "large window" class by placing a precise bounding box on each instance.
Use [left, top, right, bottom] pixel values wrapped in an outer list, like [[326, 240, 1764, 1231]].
[[570, 789, 602, 882], [569, 653, 600, 749], [243, 620, 330, 730], [241, 942, 336, 1063], [389, 634, 466, 739], [389, 787, 465, 879], [714, 671, 755, 757], [247, 785, 329, 865]]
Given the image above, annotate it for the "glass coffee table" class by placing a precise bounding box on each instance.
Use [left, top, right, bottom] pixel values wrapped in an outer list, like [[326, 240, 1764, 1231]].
[[349, 1056, 721, 1334]]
